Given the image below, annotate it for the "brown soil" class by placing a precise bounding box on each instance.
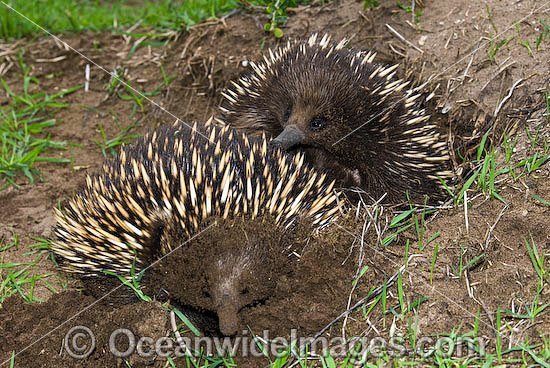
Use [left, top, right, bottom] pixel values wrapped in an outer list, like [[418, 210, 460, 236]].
[[1, 0, 550, 366]]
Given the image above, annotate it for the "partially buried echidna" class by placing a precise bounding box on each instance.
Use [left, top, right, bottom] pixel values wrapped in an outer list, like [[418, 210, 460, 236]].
[[221, 34, 454, 203], [51, 121, 339, 335]]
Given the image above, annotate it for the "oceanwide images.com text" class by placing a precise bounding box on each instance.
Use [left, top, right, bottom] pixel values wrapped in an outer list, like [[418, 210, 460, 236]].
[[63, 326, 486, 361]]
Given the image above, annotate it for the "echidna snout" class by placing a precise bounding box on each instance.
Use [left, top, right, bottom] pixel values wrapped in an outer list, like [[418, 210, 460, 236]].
[[214, 285, 241, 336], [270, 124, 306, 150], [209, 252, 256, 336]]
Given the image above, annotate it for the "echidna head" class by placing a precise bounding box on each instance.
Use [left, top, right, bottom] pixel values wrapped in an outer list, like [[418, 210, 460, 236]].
[[208, 242, 270, 336], [156, 216, 308, 336], [266, 57, 409, 189], [268, 66, 381, 157]]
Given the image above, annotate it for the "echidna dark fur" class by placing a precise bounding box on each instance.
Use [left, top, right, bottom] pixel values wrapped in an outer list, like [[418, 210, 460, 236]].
[[220, 34, 454, 203], [50, 121, 339, 335]]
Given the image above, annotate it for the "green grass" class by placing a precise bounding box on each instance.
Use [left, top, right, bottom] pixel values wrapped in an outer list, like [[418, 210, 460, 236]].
[[536, 19, 550, 50], [0, 54, 81, 190], [363, 0, 380, 9], [396, 1, 423, 24], [430, 242, 439, 284], [0, 0, 241, 39], [93, 117, 141, 157], [1, 0, 310, 40], [441, 121, 550, 207], [339, 170, 550, 366], [104, 255, 152, 302], [0, 233, 58, 303]]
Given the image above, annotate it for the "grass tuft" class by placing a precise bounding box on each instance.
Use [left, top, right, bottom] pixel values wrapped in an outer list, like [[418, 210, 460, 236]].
[[1, 0, 310, 39], [1, 0, 241, 39], [0, 53, 81, 190], [0, 234, 57, 303]]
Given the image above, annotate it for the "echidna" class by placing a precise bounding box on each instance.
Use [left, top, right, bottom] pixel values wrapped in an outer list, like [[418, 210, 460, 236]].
[[221, 34, 454, 203], [51, 121, 339, 335]]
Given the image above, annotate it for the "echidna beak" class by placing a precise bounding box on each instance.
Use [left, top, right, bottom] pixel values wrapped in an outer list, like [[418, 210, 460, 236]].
[[270, 124, 306, 150], [217, 295, 240, 336]]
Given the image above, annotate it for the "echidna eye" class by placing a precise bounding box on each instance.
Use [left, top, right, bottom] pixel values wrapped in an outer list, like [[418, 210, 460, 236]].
[[283, 106, 292, 122], [309, 117, 326, 131]]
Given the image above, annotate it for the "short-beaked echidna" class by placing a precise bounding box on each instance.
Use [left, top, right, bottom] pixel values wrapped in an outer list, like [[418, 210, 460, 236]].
[[221, 34, 454, 203], [51, 121, 339, 335]]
